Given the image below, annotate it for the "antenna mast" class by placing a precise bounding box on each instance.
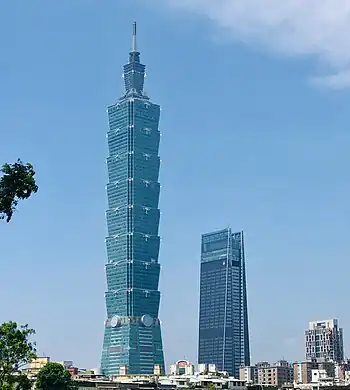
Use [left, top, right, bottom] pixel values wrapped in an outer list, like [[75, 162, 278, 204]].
[[132, 21, 137, 52]]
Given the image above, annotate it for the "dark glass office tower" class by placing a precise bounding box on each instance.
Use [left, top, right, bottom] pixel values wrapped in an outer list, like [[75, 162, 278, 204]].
[[101, 23, 165, 376], [198, 228, 250, 377]]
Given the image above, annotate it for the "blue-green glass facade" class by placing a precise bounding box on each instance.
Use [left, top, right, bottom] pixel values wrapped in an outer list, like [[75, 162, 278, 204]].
[[101, 25, 165, 376], [198, 228, 250, 377]]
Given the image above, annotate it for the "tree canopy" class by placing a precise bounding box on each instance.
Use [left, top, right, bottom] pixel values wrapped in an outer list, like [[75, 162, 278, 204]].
[[36, 362, 75, 390], [3, 373, 32, 390], [0, 321, 37, 388], [0, 159, 38, 222]]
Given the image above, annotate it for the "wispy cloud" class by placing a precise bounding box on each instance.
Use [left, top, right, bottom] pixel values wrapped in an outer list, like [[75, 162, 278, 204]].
[[158, 0, 350, 89]]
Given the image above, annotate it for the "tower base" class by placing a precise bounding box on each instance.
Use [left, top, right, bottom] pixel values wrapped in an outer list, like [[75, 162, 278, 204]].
[[101, 316, 165, 376]]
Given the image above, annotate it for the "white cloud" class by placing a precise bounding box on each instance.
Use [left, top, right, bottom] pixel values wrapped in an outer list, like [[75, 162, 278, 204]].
[[158, 0, 350, 89]]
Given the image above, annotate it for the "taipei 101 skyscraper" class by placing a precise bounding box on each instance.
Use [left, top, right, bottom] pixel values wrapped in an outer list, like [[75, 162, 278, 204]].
[[101, 23, 165, 376]]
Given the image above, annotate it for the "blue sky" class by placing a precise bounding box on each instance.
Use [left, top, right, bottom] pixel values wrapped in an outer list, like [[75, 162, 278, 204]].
[[1, 0, 350, 369]]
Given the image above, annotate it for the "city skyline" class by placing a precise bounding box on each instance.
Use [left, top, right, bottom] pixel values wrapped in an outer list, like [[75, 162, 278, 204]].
[[1, 1, 350, 369], [101, 23, 165, 375]]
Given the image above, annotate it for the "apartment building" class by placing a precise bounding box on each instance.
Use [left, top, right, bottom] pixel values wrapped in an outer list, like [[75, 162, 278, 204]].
[[257, 361, 293, 387], [305, 319, 344, 363], [293, 361, 318, 384]]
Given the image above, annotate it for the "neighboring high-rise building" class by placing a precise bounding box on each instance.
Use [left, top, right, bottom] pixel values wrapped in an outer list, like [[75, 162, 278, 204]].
[[305, 319, 344, 363], [101, 22, 165, 376], [198, 228, 250, 377]]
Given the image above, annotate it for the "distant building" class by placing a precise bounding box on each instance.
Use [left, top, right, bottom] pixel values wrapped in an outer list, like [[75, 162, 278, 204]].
[[67, 367, 78, 376], [120, 365, 128, 376], [57, 360, 73, 369], [311, 368, 334, 385], [25, 358, 79, 378], [154, 364, 162, 376], [53, 360, 78, 377], [24, 356, 50, 378], [74, 369, 105, 381], [169, 360, 194, 376], [256, 362, 270, 368], [198, 228, 250, 377], [305, 319, 344, 363], [74, 374, 246, 390], [257, 360, 293, 387], [75, 381, 164, 390], [198, 363, 217, 374], [239, 366, 257, 384], [293, 360, 318, 384], [335, 360, 350, 380], [317, 361, 336, 377]]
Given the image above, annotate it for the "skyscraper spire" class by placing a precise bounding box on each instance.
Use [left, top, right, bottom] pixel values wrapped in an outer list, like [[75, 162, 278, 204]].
[[124, 21, 145, 97], [132, 21, 137, 52]]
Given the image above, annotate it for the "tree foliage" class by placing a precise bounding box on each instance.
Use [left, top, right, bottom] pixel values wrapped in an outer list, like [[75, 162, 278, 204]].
[[12, 374, 32, 390], [3, 374, 32, 390], [0, 322, 36, 388], [0, 159, 38, 222], [1, 384, 14, 390], [36, 362, 75, 390]]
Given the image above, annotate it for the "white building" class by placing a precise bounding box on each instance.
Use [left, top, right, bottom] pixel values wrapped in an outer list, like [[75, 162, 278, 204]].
[[159, 374, 246, 390], [169, 360, 194, 376], [305, 319, 344, 363], [239, 366, 257, 384], [198, 364, 217, 374]]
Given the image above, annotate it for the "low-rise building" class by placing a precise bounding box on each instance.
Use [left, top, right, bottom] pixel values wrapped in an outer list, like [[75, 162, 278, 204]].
[[75, 381, 165, 390], [293, 361, 318, 384], [169, 361, 194, 376], [257, 360, 293, 387], [335, 360, 350, 380], [198, 364, 217, 375], [73, 372, 246, 390], [317, 361, 335, 378], [311, 368, 335, 385], [24, 357, 79, 379], [24, 356, 50, 378], [239, 366, 257, 384], [57, 360, 74, 369]]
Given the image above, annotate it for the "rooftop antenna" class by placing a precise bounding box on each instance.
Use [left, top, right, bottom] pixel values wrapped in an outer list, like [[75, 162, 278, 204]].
[[132, 21, 137, 52]]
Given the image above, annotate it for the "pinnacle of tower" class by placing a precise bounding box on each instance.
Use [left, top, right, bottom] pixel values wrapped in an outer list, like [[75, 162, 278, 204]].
[[128, 21, 140, 64], [132, 21, 137, 53], [123, 21, 146, 97]]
